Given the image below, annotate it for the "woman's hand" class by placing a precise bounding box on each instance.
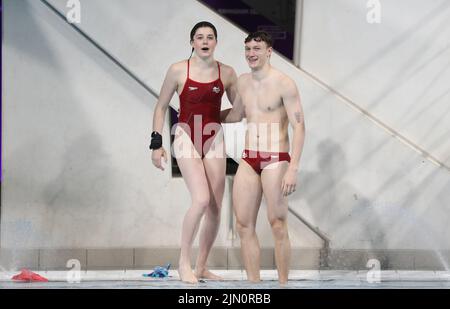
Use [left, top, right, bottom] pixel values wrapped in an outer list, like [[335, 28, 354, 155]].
[[152, 147, 168, 171]]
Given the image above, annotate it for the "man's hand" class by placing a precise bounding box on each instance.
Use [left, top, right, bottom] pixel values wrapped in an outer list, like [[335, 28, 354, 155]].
[[151, 147, 168, 171], [281, 167, 298, 196]]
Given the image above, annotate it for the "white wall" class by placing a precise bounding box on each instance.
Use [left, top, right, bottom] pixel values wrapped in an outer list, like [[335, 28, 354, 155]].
[[2, 0, 449, 254], [300, 0, 450, 167], [2, 0, 172, 248]]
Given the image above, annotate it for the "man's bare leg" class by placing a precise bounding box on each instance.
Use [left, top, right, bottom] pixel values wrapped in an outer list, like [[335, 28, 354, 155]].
[[195, 139, 226, 280], [261, 162, 291, 284], [234, 161, 263, 282]]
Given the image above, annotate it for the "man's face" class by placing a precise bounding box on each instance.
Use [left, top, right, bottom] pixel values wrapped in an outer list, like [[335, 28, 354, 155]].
[[191, 27, 217, 58], [245, 39, 272, 69]]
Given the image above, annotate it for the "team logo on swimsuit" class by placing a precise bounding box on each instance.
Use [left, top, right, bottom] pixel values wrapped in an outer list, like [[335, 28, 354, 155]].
[[212, 86, 221, 94], [242, 151, 247, 159], [188, 86, 198, 91]]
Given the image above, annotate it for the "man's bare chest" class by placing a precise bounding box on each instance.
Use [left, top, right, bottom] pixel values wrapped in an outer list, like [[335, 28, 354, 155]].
[[241, 85, 283, 113]]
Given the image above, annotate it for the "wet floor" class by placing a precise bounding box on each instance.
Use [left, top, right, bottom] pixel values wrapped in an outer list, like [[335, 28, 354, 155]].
[[1, 270, 449, 289]]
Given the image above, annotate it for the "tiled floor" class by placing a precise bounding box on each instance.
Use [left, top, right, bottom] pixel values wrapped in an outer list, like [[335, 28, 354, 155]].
[[0, 270, 449, 289]]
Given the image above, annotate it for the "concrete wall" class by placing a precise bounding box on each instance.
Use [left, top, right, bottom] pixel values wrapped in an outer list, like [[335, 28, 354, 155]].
[[1, 0, 449, 270]]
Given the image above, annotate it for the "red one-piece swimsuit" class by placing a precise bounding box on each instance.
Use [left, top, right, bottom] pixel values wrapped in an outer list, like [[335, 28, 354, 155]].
[[178, 59, 224, 158]]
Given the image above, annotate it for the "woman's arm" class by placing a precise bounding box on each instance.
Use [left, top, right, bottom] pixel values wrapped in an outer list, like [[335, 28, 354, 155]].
[[152, 64, 179, 134], [151, 63, 179, 171]]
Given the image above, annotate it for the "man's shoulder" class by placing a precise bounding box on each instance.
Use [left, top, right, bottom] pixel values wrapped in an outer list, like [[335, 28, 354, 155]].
[[270, 68, 292, 82], [235, 73, 250, 89], [237, 72, 251, 82], [271, 69, 296, 90]]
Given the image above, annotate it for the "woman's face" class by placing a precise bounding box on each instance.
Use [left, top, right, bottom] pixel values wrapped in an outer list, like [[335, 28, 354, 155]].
[[191, 27, 217, 58]]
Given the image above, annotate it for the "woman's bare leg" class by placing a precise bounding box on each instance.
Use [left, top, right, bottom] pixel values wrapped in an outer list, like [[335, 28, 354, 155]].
[[173, 127, 211, 283], [195, 137, 226, 280]]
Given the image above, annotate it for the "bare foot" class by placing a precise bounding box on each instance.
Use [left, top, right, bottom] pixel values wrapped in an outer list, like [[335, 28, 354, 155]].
[[195, 269, 224, 281], [279, 280, 288, 286], [178, 264, 198, 284]]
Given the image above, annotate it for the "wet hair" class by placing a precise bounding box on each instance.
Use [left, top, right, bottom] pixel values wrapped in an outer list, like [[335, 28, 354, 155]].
[[189, 21, 218, 59], [190, 21, 218, 42], [244, 31, 273, 48]]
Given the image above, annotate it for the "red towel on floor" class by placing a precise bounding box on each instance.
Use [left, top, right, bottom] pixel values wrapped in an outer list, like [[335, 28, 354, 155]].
[[12, 269, 49, 282]]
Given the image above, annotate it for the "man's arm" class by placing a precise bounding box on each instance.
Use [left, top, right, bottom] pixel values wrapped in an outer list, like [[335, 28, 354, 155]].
[[281, 76, 305, 195], [221, 75, 245, 123], [224, 66, 238, 106], [221, 93, 245, 123]]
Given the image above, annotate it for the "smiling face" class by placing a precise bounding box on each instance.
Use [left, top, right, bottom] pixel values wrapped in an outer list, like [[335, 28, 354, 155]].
[[245, 39, 272, 70], [191, 27, 217, 58]]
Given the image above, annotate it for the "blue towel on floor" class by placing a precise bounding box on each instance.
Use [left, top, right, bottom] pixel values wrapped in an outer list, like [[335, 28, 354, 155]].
[[143, 263, 171, 278]]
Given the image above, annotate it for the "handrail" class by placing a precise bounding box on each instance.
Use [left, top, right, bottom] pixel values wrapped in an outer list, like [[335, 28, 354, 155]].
[[288, 207, 330, 268], [39, 0, 160, 100], [298, 68, 450, 173]]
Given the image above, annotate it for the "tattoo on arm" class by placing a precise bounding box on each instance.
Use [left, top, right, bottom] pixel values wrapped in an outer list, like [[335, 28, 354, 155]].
[[295, 112, 303, 124]]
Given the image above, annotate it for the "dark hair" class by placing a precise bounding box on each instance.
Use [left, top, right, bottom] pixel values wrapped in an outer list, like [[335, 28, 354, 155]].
[[190, 21, 218, 42], [189, 21, 218, 59], [244, 31, 273, 48]]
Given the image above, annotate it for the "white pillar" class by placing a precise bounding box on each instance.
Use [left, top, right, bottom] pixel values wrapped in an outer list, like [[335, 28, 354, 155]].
[[293, 0, 303, 67]]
